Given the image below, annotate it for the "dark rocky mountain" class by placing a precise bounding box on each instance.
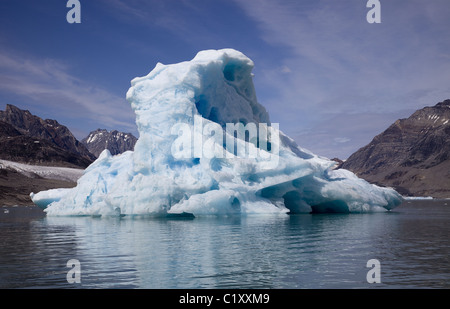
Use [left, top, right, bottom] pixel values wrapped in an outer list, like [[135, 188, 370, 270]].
[[82, 128, 137, 158], [0, 104, 95, 168], [341, 99, 450, 198]]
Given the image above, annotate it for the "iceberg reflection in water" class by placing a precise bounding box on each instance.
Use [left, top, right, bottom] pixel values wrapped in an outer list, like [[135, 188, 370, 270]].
[[1, 200, 448, 288]]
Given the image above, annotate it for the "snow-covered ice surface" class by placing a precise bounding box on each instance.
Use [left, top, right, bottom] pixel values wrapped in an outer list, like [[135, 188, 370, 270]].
[[0, 159, 83, 182], [403, 196, 434, 200], [31, 49, 403, 216]]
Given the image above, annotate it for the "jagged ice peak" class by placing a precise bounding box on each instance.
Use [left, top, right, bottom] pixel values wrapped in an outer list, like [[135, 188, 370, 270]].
[[31, 49, 403, 216]]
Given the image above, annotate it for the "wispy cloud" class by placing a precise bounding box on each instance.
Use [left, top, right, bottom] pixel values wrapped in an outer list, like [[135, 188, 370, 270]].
[[233, 0, 450, 157], [98, 0, 229, 48], [0, 50, 136, 134]]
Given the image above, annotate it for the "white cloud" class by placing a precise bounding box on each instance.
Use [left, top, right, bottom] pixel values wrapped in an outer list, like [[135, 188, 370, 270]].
[[0, 50, 136, 133], [279, 65, 291, 74], [334, 137, 350, 144], [99, 0, 225, 46]]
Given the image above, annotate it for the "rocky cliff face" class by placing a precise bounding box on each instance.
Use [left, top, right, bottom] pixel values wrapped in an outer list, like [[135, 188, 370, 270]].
[[82, 128, 137, 158], [342, 99, 450, 198], [0, 104, 95, 167]]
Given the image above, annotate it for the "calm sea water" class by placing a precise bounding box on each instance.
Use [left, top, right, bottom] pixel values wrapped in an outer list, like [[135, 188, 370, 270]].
[[0, 200, 449, 289]]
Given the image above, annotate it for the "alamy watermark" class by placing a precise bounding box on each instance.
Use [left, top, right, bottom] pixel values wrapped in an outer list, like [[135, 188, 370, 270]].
[[366, 0, 381, 24], [170, 115, 280, 169], [65, 1, 380, 25], [66, 259, 81, 284], [64, 258, 381, 286], [66, 0, 81, 24], [366, 259, 381, 283]]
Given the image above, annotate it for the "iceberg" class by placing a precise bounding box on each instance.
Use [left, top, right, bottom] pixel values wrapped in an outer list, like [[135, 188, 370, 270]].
[[31, 49, 403, 216]]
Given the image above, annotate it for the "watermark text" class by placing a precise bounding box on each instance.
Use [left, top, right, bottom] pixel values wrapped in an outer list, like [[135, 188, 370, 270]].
[[66, 0, 81, 24], [366, 259, 381, 283], [66, 259, 81, 284], [366, 0, 381, 24], [170, 116, 280, 169]]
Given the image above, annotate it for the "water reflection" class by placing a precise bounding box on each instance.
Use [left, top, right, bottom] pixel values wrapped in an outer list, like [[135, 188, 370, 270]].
[[0, 200, 449, 288], [0, 209, 78, 288]]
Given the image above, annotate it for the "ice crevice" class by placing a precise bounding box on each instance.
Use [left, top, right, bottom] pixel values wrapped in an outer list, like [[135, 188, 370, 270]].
[[31, 49, 403, 216]]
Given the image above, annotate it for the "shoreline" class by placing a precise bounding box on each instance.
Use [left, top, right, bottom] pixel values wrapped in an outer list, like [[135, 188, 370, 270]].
[[1, 198, 448, 221], [0, 168, 77, 207], [3, 196, 448, 209], [0, 204, 46, 220]]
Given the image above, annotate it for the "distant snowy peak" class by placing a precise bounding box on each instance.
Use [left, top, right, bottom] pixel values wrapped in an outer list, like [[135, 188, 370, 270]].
[[82, 129, 137, 158]]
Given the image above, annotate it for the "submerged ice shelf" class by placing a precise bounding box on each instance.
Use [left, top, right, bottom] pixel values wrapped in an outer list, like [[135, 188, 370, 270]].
[[31, 49, 403, 216]]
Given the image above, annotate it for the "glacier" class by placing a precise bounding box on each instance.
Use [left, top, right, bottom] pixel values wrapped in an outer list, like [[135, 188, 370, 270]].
[[30, 49, 403, 216]]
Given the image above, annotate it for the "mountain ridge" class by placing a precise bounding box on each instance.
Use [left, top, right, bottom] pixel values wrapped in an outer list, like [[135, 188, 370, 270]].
[[341, 99, 450, 198], [0, 104, 136, 205], [81, 128, 137, 158], [0, 104, 95, 167]]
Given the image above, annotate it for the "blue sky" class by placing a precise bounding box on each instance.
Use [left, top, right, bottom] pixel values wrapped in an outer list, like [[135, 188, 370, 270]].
[[0, 0, 449, 159]]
